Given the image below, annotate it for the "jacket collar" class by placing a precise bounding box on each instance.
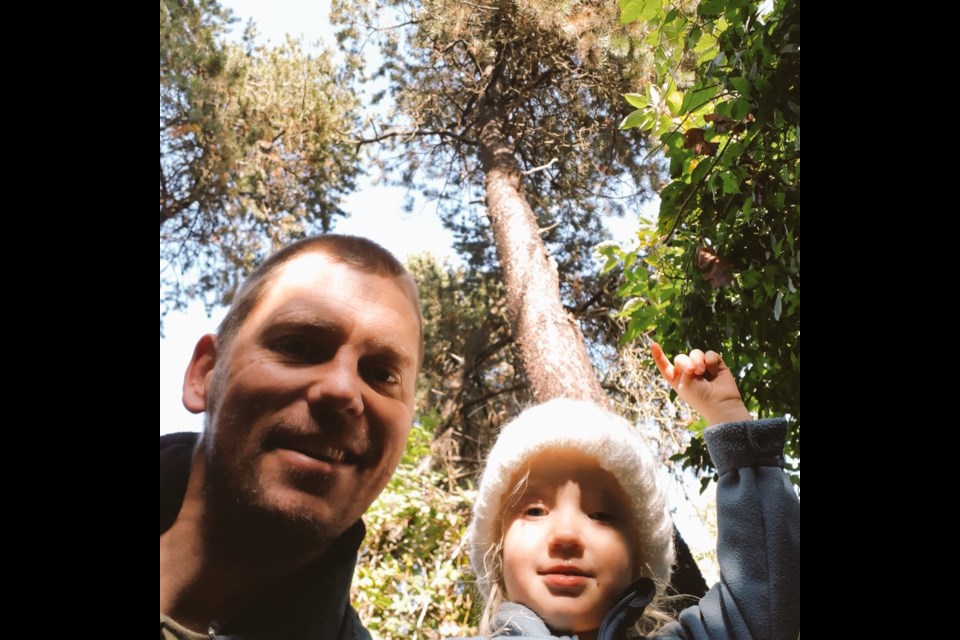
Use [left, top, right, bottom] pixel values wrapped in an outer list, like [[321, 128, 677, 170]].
[[215, 520, 366, 639], [597, 577, 656, 640]]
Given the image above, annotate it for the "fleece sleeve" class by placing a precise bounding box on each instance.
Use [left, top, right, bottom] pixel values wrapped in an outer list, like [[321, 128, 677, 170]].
[[653, 418, 800, 640]]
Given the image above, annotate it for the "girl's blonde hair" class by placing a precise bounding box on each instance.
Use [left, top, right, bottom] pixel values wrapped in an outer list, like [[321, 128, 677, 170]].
[[468, 398, 678, 635]]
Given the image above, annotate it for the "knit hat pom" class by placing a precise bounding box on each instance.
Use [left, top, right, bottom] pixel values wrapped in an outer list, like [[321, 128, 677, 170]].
[[468, 398, 675, 605]]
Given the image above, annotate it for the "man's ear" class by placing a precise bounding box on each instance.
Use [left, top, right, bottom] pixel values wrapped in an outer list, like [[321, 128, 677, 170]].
[[183, 334, 218, 414]]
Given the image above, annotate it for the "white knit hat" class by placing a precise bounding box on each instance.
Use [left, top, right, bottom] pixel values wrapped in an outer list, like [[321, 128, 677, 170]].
[[468, 398, 675, 604]]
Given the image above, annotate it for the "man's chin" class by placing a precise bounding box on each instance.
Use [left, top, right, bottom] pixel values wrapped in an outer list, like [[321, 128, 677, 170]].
[[205, 475, 351, 555], [251, 487, 351, 544]]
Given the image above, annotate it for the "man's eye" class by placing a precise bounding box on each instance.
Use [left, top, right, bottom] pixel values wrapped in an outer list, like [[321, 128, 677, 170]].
[[366, 365, 400, 386], [274, 336, 317, 360]]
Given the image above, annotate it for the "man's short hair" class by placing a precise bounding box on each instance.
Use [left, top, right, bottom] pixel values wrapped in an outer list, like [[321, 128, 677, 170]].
[[215, 234, 422, 364]]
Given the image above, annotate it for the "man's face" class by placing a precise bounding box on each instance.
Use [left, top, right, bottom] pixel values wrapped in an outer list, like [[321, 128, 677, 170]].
[[501, 449, 636, 636], [192, 252, 419, 545]]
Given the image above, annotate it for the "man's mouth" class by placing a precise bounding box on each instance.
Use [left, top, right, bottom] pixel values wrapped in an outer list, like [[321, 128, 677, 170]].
[[264, 432, 359, 465], [296, 444, 346, 463]]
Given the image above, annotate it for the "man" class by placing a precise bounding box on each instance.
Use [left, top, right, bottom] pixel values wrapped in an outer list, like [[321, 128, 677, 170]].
[[160, 235, 422, 640]]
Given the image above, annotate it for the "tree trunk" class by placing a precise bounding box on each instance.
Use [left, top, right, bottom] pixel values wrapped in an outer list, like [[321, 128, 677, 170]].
[[474, 75, 705, 602], [477, 100, 608, 408]]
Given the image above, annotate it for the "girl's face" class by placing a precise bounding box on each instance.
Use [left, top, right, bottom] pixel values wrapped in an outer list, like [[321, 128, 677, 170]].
[[501, 449, 637, 638]]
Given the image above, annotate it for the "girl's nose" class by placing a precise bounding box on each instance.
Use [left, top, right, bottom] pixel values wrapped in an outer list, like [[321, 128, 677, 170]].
[[548, 509, 585, 555]]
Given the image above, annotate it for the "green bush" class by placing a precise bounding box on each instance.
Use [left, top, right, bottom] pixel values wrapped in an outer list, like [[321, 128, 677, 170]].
[[352, 413, 480, 638]]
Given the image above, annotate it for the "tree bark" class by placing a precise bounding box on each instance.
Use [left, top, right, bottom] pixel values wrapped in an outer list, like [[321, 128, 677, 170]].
[[477, 100, 608, 408]]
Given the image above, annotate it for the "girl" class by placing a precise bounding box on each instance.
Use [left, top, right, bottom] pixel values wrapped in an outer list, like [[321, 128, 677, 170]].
[[463, 345, 800, 639]]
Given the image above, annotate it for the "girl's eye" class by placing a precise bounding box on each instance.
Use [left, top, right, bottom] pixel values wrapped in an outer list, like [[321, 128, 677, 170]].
[[590, 511, 615, 523], [523, 506, 547, 517]]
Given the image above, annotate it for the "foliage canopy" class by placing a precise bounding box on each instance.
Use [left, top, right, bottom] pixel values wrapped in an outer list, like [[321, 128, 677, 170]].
[[606, 0, 800, 483], [333, 0, 664, 277], [160, 0, 361, 318]]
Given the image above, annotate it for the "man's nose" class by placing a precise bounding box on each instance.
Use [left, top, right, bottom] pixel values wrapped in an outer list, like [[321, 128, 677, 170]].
[[307, 354, 363, 415]]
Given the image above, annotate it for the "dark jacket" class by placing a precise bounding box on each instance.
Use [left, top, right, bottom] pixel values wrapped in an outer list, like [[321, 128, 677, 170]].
[[160, 432, 373, 640], [461, 418, 801, 640]]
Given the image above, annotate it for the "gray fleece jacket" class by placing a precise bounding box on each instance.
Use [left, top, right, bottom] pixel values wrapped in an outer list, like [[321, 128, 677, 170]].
[[461, 418, 800, 640]]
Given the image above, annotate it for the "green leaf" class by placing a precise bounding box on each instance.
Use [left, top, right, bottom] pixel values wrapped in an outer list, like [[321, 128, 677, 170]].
[[679, 84, 719, 114], [731, 98, 751, 120], [669, 153, 684, 179], [719, 171, 740, 194], [755, 75, 773, 97], [774, 109, 786, 129], [773, 291, 783, 321], [596, 243, 617, 258], [658, 181, 687, 236], [641, 112, 658, 131], [742, 195, 753, 222], [689, 416, 708, 435], [666, 88, 683, 116], [729, 75, 752, 97], [742, 269, 761, 288], [725, 141, 743, 158], [694, 30, 717, 53], [621, 296, 646, 316], [653, 115, 675, 137], [624, 308, 657, 342], [620, 0, 659, 24], [663, 131, 685, 149], [687, 26, 703, 50], [699, 0, 727, 17], [691, 159, 712, 185], [600, 255, 619, 275], [616, 279, 639, 298], [697, 48, 719, 66], [619, 109, 647, 130], [624, 93, 648, 108]]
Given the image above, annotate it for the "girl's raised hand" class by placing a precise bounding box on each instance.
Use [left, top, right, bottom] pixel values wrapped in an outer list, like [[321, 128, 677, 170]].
[[650, 341, 753, 426]]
